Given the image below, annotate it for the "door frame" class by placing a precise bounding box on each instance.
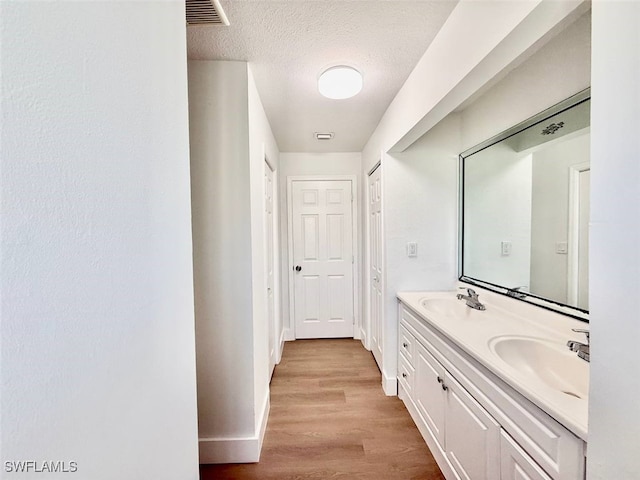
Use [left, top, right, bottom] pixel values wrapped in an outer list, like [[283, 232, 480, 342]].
[[567, 162, 590, 307], [264, 156, 278, 375], [286, 175, 360, 340]]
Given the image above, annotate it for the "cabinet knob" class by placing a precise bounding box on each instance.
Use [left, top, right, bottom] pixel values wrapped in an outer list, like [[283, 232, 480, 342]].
[[403, 343, 408, 348], [402, 373, 407, 378], [441, 383, 448, 391], [437, 376, 443, 384]]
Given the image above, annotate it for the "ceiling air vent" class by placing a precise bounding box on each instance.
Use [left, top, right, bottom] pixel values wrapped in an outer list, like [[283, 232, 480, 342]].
[[315, 132, 334, 140], [186, 0, 229, 26]]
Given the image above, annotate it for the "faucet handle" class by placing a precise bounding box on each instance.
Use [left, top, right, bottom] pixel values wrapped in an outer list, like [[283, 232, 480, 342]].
[[572, 328, 590, 344], [458, 286, 477, 296]]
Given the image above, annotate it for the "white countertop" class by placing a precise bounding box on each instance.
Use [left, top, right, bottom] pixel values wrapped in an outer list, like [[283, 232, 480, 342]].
[[397, 287, 589, 441]]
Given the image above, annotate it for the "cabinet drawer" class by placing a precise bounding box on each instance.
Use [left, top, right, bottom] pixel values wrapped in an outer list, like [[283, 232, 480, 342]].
[[398, 354, 415, 395], [399, 324, 415, 364], [501, 430, 553, 480]]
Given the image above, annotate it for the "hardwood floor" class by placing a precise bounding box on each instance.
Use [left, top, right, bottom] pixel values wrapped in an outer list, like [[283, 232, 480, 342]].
[[200, 339, 445, 480]]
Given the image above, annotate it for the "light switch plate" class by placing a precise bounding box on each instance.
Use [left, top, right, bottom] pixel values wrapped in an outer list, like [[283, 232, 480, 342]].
[[556, 241, 568, 254], [501, 241, 512, 256], [407, 242, 418, 257]]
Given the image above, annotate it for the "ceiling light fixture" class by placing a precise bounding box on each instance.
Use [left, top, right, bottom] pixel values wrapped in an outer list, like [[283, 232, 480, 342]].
[[318, 66, 363, 100]]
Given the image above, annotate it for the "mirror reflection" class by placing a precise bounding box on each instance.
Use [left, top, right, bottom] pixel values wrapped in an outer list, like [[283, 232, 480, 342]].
[[461, 93, 590, 314]]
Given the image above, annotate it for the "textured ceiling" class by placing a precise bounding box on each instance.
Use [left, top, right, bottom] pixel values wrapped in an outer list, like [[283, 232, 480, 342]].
[[187, 1, 458, 153]]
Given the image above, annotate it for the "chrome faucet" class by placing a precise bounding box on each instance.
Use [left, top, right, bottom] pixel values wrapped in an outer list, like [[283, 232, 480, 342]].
[[567, 328, 590, 362], [456, 287, 486, 311], [507, 285, 528, 299]]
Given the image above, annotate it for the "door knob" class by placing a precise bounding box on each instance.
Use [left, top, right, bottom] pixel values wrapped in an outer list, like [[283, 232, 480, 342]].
[[294, 265, 302, 272]]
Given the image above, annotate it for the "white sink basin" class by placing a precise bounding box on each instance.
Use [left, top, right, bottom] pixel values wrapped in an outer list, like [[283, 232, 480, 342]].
[[489, 336, 589, 400], [420, 297, 479, 317]]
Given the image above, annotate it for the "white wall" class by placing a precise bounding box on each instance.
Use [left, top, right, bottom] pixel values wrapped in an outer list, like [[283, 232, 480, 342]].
[[188, 60, 279, 463], [380, 116, 461, 391], [530, 131, 590, 303], [461, 10, 591, 150], [385, 0, 589, 153], [278, 153, 362, 340], [588, 2, 640, 478], [189, 61, 254, 447], [1, 2, 199, 479]]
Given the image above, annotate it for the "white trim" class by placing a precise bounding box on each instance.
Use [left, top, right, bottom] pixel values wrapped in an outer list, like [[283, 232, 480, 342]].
[[363, 168, 373, 351], [264, 146, 276, 172], [286, 175, 360, 339], [277, 329, 285, 363], [382, 369, 397, 396], [198, 396, 270, 464], [359, 326, 368, 350], [283, 327, 295, 342], [567, 162, 590, 306], [368, 160, 381, 176]]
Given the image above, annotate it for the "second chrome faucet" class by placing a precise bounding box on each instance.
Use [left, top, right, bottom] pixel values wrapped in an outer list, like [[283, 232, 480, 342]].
[[567, 328, 590, 362]]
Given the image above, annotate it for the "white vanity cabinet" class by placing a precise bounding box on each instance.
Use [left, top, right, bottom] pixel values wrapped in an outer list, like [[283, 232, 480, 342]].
[[397, 301, 586, 480], [410, 327, 500, 480], [501, 430, 553, 480]]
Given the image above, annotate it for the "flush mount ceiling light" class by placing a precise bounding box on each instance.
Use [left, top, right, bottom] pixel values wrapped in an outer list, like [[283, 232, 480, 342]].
[[318, 66, 363, 99]]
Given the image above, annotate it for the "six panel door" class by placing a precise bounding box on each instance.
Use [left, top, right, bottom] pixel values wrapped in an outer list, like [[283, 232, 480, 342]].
[[368, 165, 383, 367], [291, 180, 355, 339]]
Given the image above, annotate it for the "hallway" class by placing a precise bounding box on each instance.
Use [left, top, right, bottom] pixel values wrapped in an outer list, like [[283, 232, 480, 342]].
[[200, 339, 444, 480]]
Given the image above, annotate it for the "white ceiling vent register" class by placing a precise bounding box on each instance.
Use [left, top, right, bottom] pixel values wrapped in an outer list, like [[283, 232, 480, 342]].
[[315, 132, 334, 140], [186, 0, 229, 26]]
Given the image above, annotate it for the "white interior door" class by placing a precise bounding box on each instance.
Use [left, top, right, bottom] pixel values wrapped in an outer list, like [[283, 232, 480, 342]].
[[265, 162, 276, 376], [291, 180, 354, 339], [368, 165, 383, 368]]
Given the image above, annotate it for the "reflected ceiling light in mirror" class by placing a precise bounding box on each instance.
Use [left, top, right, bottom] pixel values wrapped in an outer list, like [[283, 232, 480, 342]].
[[318, 66, 363, 99]]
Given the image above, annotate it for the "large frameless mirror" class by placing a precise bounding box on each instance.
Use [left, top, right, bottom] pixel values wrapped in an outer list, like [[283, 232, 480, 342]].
[[460, 89, 590, 321]]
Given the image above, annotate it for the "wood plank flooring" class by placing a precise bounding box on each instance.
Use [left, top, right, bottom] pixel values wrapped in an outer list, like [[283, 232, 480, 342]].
[[200, 339, 445, 480]]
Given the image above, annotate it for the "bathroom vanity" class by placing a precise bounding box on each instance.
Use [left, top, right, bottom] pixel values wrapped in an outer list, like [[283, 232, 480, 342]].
[[396, 288, 588, 480]]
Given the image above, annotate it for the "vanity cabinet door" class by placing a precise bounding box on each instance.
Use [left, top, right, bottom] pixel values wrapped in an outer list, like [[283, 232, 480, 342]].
[[414, 341, 446, 448], [500, 430, 553, 480], [445, 372, 501, 480]]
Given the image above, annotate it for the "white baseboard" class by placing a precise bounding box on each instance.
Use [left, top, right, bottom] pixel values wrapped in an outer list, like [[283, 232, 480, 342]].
[[353, 324, 361, 340], [382, 371, 398, 396], [277, 330, 285, 363], [283, 327, 295, 341], [360, 327, 369, 350], [199, 395, 270, 464]]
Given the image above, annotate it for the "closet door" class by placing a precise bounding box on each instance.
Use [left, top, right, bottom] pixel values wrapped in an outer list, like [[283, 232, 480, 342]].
[[368, 164, 383, 367]]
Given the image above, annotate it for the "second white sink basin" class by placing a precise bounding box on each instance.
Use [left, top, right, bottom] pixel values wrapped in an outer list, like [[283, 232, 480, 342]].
[[489, 335, 589, 400]]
